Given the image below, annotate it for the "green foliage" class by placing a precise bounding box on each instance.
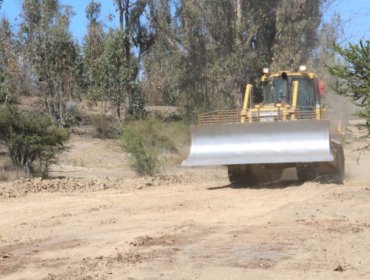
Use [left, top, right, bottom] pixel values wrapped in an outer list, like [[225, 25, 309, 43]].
[[142, 1, 180, 106], [85, 0, 101, 24], [84, 0, 153, 120], [272, 0, 322, 70], [20, 0, 82, 127], [142, 0, 325, 119], [90, 114, 121, 139], [120, 119, 188, 176], [92, 30, 138, 119], [0, 105, 69, 177], [328, 40, 370, 135], [128, 94, 146, 120], [1, 0, 330, 127], [0, 18, 18, 103], [83, 1, 105, 102]]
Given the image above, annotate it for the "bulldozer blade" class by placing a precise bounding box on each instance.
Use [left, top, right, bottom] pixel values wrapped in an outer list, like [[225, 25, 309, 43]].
[[182, 120, 334, 166]]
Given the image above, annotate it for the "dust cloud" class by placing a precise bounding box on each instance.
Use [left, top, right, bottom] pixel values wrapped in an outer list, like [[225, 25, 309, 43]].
[[324, 92, 370, 179]]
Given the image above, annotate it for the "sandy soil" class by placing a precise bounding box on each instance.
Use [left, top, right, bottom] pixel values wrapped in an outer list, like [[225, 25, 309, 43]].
[[1, 134, 370, 280]]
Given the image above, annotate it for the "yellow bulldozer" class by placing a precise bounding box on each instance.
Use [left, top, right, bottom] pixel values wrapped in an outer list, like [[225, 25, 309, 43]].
[[182, 66, 345, 185]]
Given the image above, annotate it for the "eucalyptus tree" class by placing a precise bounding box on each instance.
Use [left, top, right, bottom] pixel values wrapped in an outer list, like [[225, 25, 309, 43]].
[[112, 0, 154, 118], [142, 0, 182, 106], [0, 18, 17, 103], [83, 0, 105, 101], [158, 0, 327, 118], [271, 0, 323, 70], [165, 0, 281, 116], [201, 0, 280, 107], [20, 0, 82, 127], [96, 30, 138, 119]]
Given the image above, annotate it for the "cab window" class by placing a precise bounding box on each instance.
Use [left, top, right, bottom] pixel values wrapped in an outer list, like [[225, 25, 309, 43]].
[[293, 78, 316, 108], [263, 77, 316, 107]]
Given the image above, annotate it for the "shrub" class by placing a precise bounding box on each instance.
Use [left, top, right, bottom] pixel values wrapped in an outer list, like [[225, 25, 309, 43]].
[[120, 119, 188, 176], [90, 113, 121, 139], [0, 105, 69, 178], [127, 94, 146, 120]]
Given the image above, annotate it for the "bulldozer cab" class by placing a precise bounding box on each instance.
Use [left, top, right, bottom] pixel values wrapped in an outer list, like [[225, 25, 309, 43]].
[[262, 72, 317, 108]]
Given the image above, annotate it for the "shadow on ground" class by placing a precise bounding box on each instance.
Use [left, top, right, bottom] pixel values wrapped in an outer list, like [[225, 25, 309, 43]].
[[208, 180, 302, 191]]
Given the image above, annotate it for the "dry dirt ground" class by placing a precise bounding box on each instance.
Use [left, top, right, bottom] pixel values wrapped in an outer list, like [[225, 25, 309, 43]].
[[1, 134, 370, 280]]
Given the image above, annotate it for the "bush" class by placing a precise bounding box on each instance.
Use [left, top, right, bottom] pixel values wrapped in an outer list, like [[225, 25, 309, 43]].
[[0, 105, 69, 178], [90, 114, 121, 139], [120, 119, 188, 176], [127, 94, 146, 120]]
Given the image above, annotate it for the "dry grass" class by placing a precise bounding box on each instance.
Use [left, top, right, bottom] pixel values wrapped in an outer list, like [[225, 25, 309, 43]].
[[0, 157, 30, 182]]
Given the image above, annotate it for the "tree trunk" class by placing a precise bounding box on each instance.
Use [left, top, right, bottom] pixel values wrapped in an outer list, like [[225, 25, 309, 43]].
[[115, 0, 132, 119], [235, 0, 242, 45], [124, 0, 130, 66], [116, 0, 124, 33], [124, 0, 132, 117]]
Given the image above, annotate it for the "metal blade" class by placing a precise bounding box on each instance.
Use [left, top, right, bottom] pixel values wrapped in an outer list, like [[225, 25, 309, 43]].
[[182, 120, 334, 166]]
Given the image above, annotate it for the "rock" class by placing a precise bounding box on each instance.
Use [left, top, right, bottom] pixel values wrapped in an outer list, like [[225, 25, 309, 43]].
[[334, 265, 344, 272]]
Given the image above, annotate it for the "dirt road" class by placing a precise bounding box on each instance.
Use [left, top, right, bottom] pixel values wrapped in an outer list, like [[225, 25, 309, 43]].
[[1, 135, 370, 279], [1, 171, 370, 279]]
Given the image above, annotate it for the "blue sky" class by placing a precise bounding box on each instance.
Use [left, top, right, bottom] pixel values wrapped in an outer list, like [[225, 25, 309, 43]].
[[324, 0, 370, 43], [0, 0, 119, 42], [0, 0, 369, 44]]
